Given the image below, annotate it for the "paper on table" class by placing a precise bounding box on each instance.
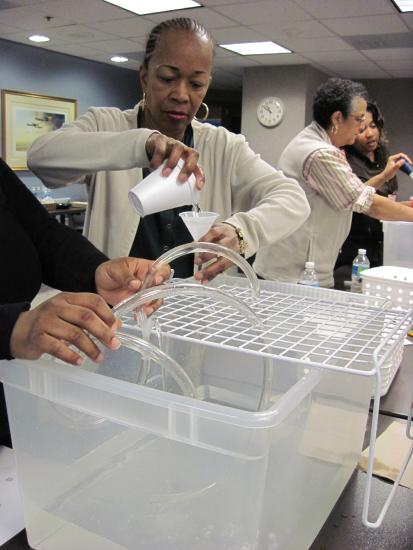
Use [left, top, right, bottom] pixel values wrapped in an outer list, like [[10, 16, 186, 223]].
[[0, 446, 25, 545], [299, 400, 367, 467], [358, 420, 413, 490]]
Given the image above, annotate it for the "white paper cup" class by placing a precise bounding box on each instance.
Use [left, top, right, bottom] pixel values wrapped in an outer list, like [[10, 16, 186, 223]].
[[128, 159, 200, 216]]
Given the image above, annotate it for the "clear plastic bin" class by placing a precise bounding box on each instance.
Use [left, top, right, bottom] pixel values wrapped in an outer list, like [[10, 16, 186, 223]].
[[1, 277, 410, 550], [382, 220, 413, 269]]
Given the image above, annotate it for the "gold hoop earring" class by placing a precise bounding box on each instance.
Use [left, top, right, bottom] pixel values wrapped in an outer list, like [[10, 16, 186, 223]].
[[332, 124, 339, 135], [137, 92, 146, 111], [194, 102, 209, 122]]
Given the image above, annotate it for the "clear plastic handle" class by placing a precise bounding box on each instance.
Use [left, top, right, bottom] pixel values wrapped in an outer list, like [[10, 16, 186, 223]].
[[113, 282, 260, 327], [140, 241, 260, 300]]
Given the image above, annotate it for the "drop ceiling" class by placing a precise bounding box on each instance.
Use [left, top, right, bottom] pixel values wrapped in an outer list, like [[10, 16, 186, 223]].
[[0, 0, 412, 90]]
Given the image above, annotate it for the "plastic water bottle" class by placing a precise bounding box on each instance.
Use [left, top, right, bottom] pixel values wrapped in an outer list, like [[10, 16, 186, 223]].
[[351, 249, 370, 292], [298, 261, 319, 287], [399, 159, 413, 180]]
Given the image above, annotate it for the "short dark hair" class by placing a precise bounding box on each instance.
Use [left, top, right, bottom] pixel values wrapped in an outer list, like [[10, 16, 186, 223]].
[[313, 77, 368, 129], [142, 18, 214, 69]]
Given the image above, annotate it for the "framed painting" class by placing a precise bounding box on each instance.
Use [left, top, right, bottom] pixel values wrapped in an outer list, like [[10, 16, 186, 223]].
[[1, 89, 77, 170]]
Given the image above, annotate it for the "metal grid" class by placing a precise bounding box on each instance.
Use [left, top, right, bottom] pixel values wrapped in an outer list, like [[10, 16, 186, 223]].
[[123, 283, 411, 374]]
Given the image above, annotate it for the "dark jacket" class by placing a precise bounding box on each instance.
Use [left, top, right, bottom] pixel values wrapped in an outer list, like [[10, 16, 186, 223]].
[[0, 158, 107, 445]]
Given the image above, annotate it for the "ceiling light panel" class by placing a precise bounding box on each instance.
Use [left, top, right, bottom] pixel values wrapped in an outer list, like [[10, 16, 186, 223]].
[[29, 34, 50, 42], [392, 0, 413, 12], [102, 0, 201, 15], [220, 41, 291, 55], [111, 55, 128, 62]]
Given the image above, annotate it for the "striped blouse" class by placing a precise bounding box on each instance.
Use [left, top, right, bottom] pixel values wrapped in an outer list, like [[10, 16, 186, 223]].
[[304, 145, 375, 214]]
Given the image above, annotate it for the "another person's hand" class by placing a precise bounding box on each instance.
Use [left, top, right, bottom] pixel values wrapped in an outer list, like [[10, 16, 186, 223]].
[[10, 292, 122, 366], [95, 257, 171, 316], [194, 223, 240, 283], [145, 132, 204, 190], [382, 153, 412, 181]]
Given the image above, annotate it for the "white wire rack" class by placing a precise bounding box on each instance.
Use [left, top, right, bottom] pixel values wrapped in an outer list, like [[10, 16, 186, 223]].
[[121, 277, 413, 529], [123, 282, 409, 377]]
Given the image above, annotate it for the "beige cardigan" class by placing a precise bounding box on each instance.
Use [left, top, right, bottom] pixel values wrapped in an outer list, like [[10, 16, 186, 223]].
[[28, 104, 310, 259], [254, 122, 353, 287]]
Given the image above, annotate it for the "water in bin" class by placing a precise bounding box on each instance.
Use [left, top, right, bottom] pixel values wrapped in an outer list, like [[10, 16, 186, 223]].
[[113, 242, 275, 411]]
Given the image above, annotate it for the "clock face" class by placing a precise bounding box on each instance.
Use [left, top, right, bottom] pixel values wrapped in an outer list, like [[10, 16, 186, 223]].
[[257, 97, 284, 128]]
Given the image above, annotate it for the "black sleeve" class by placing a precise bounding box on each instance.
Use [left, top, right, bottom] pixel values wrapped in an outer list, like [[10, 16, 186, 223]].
[[0, 303, 30, 359], [0, 158, 108, 292]]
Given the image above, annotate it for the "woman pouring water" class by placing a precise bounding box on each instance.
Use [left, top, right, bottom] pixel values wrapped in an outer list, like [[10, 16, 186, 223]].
[[28, 17, 309, 281]]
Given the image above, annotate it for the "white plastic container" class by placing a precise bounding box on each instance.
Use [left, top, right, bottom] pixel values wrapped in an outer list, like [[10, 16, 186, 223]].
[[1, 278, 410, 550], [361, 265, 413, 310], [382, 221, 413, 269]]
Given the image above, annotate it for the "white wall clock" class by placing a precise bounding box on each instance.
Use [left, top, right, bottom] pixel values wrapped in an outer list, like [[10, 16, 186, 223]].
[[257, 96, 284, 128]]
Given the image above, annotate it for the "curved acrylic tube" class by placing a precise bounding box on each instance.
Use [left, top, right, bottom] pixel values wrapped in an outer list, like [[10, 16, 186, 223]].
[[116, 332, 198, 399], [114, 285, 271, 410], [113, 283, 260, 327], [141, 242, 260, 300]]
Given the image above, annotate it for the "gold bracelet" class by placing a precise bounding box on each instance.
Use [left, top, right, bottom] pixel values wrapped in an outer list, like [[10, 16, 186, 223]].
[[222, 222, 248, 257]]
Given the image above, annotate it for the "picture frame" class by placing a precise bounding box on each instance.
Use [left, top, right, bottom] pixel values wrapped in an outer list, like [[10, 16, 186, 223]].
[[1, 89, 77, 170]]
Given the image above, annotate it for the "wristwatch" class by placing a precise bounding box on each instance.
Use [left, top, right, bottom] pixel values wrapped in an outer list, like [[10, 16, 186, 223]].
[[223, 222, 248, 257]]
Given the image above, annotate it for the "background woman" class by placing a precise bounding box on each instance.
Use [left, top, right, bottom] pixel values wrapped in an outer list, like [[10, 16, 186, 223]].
[[28, 17, 309, 281], [336, 101, 401, 268], [254, 77, 413, 288]]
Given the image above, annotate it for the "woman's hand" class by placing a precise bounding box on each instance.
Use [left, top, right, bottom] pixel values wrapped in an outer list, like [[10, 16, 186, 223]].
[[382, 153, 412, 181], [95, 257, 170, 307], [194, 223, 240, 283], [145, 132, 204, 190], [10, 292, 122, 366]]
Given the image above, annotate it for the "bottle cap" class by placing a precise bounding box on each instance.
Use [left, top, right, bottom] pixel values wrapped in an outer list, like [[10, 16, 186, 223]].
[[358, 248, 366, 255], [305, 261, 315, 269]]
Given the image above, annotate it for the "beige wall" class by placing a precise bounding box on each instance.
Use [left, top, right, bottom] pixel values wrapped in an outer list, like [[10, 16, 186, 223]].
[[241, 65, 327, 167]]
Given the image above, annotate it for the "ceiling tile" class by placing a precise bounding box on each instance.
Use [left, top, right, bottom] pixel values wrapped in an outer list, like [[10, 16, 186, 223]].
[[322, 15, 409, 36], [85, 38, 144, 54], [281, 36, 353, 52], [146, 7, 238, 28], [248, 52, 309, 65], [2, 0, 412, 90], [362, 47, 413, 60], [86, 16, 155, 39], [37, 0, 130, 23], [44, 24, 117, 44], [317, 59, 382, 72], [212, 26, 264, 44], [375, 58, 413, 70], [293, 0, 394, 19], [0, 0, 50, 5], [85, 53, 140, 70], [0, 21, 21, 34], [303, 50, 368, 63], [0, 5, 72, 30], [202, 0, 251, 5], [41, 42, 107, 57], [213, 0, 311, 26], [250, 19, 334, 42], [214, 55, 260, 69], [401, 13, 413, 30], [338, 67, 391, 78]]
